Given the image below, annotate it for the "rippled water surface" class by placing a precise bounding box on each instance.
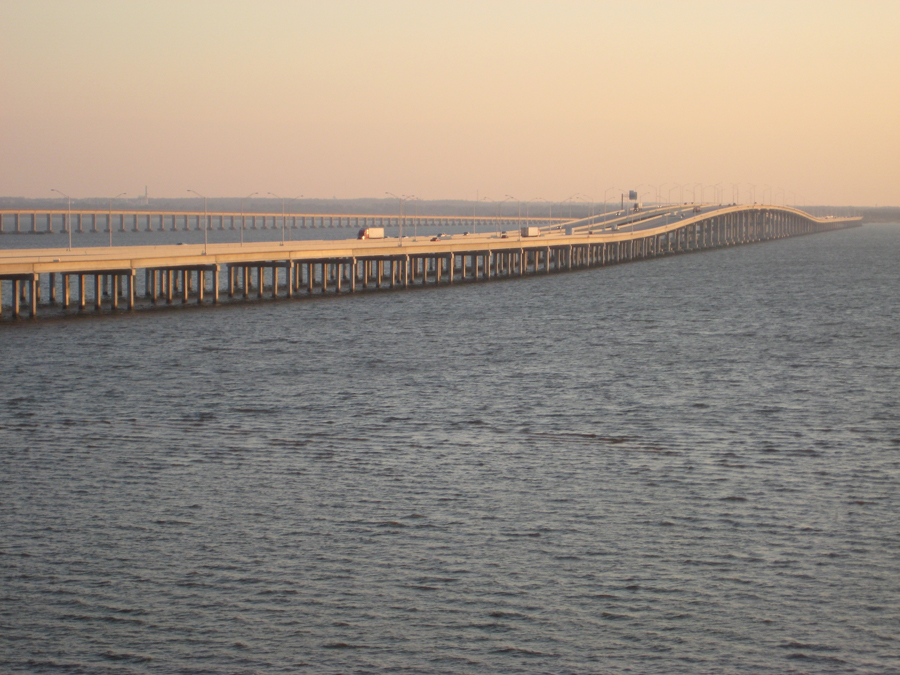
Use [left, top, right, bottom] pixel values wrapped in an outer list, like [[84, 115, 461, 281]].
[[2, 225, 899, 674]]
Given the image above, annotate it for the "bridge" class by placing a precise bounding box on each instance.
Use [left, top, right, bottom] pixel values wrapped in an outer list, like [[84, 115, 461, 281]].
[[0, 204, 861, 320], [0, 209, 563, 236]]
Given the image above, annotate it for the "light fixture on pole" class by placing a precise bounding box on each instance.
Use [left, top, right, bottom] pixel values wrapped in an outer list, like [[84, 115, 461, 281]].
[[581, 193, 594, 224], [531, 197, 551, 229], [241, 192, 257, 247], [51, 189, 72, 250], [269, 192, 302, 246], [108, 192, 126, 247], [473, 192, 491, 235], [504, 195, 521, 238], [561, 193, 581, 219], [385, 192, 403, 242], [410, 196, 422, 241], [603, 186, 619, 219], [495, 195, 516, 236], [401, 195, 416, 244], [773, 187, 784, 206], [668, 184, 681, 204], [187, 189, 208, 254], [386, 193, 415, 245]]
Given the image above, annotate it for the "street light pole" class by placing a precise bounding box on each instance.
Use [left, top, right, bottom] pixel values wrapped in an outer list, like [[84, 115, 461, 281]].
[[531, 197, 551, 225], [108, 192, 126, 246], [268, 192, 302, 246], [505, 195, 521, 238], [410, 196, 421, 241], [603, 186, 619, 218], [668, 184, 681, 204], [474, 190, 478, 235], [51, 189, 72, 250], [499, 195, 515, 235], [386, 192, 405, 244], [187, 189, 208, 254], [385, 191, 404, 242], [562, 193, 581, 218], [473, 195, 490, 236], [402, 195, 416, 244], [241, 192, 257, 247]]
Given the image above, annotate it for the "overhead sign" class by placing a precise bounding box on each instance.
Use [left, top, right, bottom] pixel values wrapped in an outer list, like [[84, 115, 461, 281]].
[[628, 190, 638, 200]]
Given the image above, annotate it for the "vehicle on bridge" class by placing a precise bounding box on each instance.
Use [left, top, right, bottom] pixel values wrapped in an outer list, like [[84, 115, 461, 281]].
[[357, 227, 385, 240]]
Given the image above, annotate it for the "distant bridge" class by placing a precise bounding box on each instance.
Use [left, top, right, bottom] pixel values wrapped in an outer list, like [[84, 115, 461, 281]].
[[0, 209, 563, 236], [0, 204, 861, 320]]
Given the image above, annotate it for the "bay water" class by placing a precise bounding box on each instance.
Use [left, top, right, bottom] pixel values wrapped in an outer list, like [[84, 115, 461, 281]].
[[1, 224, 898, 673]]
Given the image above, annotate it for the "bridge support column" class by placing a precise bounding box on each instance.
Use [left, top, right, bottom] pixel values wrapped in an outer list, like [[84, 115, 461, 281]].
[[127, 272, 135, 310], [94, 275, 102, 311], [111, 276, 119, 310], [28, 276, 38, 318], [197, 270, 205, 305], [11, 280, 20, 318]]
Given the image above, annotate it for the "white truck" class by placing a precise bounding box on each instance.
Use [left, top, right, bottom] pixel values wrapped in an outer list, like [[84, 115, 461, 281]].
[[357, 227, 385, 240], [520, 226, 541, 237]]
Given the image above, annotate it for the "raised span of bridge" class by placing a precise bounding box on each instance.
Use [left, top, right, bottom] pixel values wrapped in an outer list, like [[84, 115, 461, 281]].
[[0, 205, 861, 320]]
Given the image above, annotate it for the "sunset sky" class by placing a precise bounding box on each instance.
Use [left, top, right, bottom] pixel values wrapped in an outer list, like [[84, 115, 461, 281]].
[[2, 0, 898, 206]]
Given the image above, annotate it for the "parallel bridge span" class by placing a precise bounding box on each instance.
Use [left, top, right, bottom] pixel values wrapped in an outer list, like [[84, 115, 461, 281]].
[[0, 205, 861, 320], [0, 210, 561, 235]]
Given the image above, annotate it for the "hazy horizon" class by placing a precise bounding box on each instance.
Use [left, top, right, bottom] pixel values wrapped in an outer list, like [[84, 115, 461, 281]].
[[2, 0, 898, 206]]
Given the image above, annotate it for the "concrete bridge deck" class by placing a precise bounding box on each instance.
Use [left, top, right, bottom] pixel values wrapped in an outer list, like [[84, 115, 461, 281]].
[[0, 205, 861, 320]]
